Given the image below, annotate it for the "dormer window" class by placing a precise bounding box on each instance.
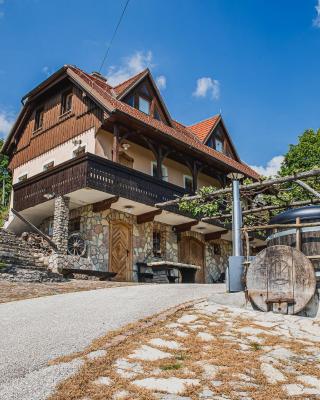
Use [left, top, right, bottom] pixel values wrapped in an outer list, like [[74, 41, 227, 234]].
[[215, 137, 224, 153], [138, 96, 150, 114], [61, 90, 72, 115], [154, 107, 161, 121], [34, 107, 44, 132]]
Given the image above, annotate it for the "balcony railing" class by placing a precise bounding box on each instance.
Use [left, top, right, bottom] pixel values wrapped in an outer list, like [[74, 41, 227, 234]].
[[13, 153, 189, 212]]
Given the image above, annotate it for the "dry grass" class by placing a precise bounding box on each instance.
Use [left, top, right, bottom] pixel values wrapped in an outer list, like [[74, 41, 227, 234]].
[[0, 280, 144, 303], [47, 302, 320, 400]]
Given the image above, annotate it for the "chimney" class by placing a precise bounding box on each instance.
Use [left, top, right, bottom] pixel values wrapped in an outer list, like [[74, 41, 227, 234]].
[[91, 71, 107, 82]]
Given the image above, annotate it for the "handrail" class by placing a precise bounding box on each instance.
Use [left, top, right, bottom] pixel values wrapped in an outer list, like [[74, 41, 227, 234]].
[[11, 208, 58, 251]]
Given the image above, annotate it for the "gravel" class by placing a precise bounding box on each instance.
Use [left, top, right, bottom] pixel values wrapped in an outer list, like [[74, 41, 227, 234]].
[[0, 283, 223, 399]]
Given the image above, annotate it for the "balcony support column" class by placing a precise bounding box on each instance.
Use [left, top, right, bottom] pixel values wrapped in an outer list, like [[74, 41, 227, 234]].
[[112, 123, 120, 162], [52, 195, 70, 254]]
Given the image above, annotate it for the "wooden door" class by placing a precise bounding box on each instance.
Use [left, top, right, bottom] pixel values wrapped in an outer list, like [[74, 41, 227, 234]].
[[179, 237, 205, 283], [109, 221, 132, 281]]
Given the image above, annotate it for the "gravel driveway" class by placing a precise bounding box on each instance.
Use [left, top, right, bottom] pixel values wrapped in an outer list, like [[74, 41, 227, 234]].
[[0, 283, 223, 400]]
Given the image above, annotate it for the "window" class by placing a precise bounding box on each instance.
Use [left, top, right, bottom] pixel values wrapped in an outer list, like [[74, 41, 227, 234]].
[[138, 96, 150, 114], [183, 175, 193, 192], [43, 161, 54, 171], [69, 217, 81, 233], [34, 108, 44, 131], [61, 91, 72, 115], [215, 137, 224, 153], [151, 161, 168, 182], [73, 145, 86, 158], [153, 229, 162, 257], [18, 174, 28, 182], [154, 107, 161, 121]]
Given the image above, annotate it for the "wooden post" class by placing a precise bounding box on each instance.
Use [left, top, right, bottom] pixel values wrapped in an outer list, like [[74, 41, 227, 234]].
[[296, 217, 301, 251], [112, 123, 120, 162]]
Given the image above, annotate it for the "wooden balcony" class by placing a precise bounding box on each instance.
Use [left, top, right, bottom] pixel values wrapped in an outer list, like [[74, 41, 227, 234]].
[[13, 153, 189, 212]]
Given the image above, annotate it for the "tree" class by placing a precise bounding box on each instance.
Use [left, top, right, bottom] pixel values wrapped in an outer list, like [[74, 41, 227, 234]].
[[0, 139, 11, 226]]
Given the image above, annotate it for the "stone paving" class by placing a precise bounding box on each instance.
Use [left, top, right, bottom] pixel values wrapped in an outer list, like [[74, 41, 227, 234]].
[[49, 300, 320, 400]]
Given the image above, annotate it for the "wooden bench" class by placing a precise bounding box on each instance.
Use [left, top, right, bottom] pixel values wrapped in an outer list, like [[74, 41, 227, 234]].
[[61, 268, 117, 281]]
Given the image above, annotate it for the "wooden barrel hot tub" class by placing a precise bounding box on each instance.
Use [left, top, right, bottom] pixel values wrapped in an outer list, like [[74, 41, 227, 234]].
[[267, 206, 320, 275]]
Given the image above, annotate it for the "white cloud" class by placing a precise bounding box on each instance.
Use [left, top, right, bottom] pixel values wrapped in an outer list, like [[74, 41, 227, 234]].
[[313, 0, 320, 27], [0, 111, 14, 138], [156, 75, 166, 90], [42, 66, 51, 77], [107, 50, 154, 86], [193, 77, 220, 100], [250, 155, 284, 177]]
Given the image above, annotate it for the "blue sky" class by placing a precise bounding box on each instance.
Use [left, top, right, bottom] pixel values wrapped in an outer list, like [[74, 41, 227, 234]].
[[0, 0, 320, 174]]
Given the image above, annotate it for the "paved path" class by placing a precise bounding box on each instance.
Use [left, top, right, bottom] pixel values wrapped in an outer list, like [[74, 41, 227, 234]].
[[0, 283, 223, 400]]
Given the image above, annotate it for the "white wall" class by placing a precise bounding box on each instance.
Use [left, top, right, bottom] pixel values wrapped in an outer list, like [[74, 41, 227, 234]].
[[12, 128, 96, 184]]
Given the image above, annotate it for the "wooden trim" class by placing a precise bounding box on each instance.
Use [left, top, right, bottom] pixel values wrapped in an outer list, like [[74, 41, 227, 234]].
[[204, 230, 228, 241], [173, 221, 198, 233], [92, 196, 119, 212], [136, 209, 162, 224]]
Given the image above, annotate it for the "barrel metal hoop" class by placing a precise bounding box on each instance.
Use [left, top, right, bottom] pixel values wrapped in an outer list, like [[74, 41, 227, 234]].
[[267, 225, 320, 241]]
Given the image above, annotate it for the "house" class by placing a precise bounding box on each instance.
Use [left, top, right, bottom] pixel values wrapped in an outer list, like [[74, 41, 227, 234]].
[[2, 65, 260, 283]]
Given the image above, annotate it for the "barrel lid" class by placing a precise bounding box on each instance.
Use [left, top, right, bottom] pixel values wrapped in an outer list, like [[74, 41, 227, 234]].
[[269, 205, 320, 225]]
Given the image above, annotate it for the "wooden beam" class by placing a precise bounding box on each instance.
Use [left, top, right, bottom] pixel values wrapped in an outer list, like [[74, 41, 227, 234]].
[[172, 220, 198, 233], [204, 229, 228, 241], [136, 209, 162, 224], [112, 123, 120, 162], [295, 180, 320, 198], [156, 168, 320, 207], [202, 197, 320, 222], [11, 208, 57, 251], [92, 196, 119, 212]]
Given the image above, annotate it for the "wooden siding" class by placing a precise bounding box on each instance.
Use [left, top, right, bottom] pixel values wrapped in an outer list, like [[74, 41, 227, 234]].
[[9, 85, 104, 170]]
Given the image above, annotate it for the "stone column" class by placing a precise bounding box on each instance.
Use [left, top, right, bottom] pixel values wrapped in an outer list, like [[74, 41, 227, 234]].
[[52, 196, 70, 254]]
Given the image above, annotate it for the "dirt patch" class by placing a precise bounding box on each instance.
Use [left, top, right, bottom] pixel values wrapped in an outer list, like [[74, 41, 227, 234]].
[[0, 280, 144, 303]]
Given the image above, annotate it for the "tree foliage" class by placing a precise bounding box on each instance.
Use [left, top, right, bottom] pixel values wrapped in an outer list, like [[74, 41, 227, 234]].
[[0, 139, 11, 225]]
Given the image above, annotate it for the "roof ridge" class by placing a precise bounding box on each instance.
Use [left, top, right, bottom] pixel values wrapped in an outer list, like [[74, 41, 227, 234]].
[[188, 114, 220, 128], [113, 68, 149, 89]]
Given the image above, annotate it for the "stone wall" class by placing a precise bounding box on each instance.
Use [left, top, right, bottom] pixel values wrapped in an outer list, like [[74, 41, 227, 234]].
[[40, 204, 232, 283], [52, 196, 70, 254]]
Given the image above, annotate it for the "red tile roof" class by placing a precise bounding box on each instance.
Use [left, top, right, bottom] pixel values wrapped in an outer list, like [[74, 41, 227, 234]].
[[113, 69, 148, 97], [68, 66, 259, 180], [188, 115, 220, 142]]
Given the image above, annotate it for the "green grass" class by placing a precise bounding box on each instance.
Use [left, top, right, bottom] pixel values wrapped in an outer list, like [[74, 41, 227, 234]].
[[250, 342, 262, 351], [160, 363, 182, 371]]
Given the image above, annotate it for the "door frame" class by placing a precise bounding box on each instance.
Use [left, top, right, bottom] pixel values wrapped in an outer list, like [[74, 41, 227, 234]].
[[179, 236, 205, 283], [109, 220, 133, 281]]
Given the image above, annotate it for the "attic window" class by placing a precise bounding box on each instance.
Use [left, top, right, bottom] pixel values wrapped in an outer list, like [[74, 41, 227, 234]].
[[126, 95, 135, 107], [34, 108, 44, 131], [215, 138, 224, 153], [61, 90, 72, 115], [18, 174, 28, 182], [43, 161, 54, 171], [138, 96, 150, 114]]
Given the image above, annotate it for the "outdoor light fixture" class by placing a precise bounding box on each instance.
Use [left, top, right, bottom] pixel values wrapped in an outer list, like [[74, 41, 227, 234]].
[[43, 192, 56, 200], [72, 139, 82, 147], [121, 143, 131, 151], [227, 172, 244, 181]]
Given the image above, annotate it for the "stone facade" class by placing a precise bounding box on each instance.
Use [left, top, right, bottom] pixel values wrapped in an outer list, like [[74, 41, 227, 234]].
[[42, 203, 232, 283], [52, 196, 70, 254]]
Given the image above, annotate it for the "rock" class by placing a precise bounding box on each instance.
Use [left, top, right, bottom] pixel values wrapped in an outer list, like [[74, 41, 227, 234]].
[[297, 375, 320, 390], [115, 358, 144, 378], [260, 363, 285, 384], [149, 338, 182, 350], [128, 345, 172, 361], [174, 330, 189, 338], [197, 332, 214, 341], [87, 349, 107, 360], [198, 362, 219, 379], [113, 390, 130, 399], [283, 383, 320, 396], [199, 388, 215, 398], [133, 377, 199, 394], [177, 314, 198, 324], [238, 327, 266, 335], [94, 376, 112, 385]]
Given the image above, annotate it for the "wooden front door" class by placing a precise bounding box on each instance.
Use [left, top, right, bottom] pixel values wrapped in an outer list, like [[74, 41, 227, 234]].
[[109, 221, 132, 281], [179, 236, 205, 283]]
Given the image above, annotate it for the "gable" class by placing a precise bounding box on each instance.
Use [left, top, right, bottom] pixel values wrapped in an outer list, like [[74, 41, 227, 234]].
[[204, 120, 239, 161], [120, 74, 172, 126], [7, 78, 103, 169]]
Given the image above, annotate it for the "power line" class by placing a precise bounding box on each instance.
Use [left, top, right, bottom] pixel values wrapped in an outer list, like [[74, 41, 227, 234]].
[[98, 0, 130, 73]]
